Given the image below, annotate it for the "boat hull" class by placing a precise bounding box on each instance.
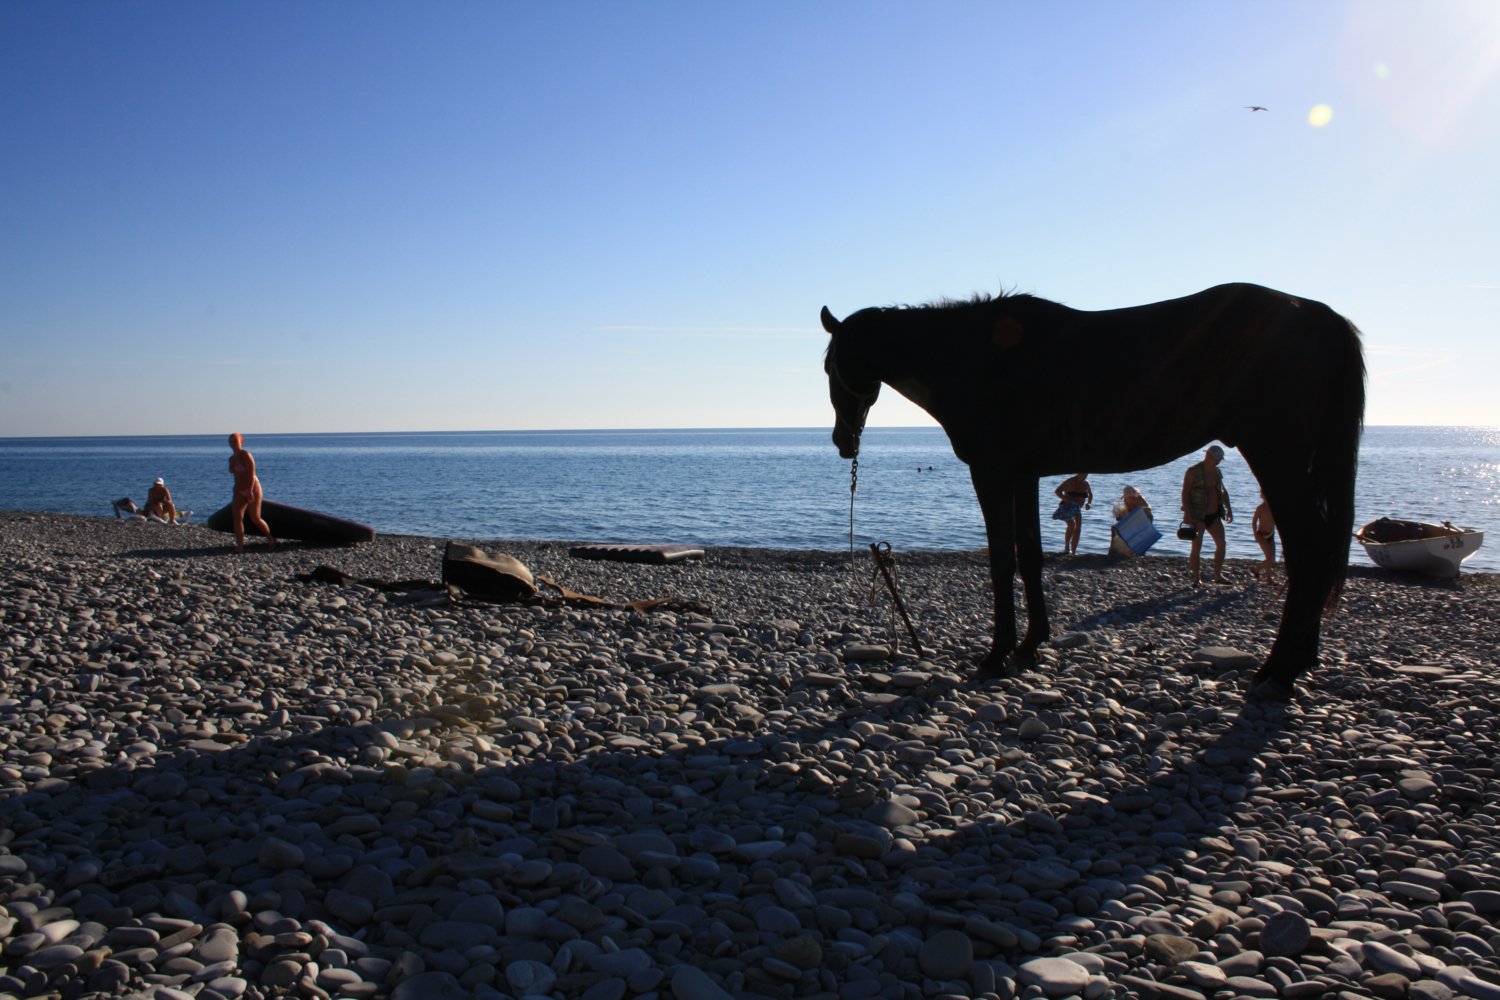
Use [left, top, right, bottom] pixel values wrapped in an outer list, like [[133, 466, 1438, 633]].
[[207, 500, 375, 545], [1358, 529, 1483, 578]]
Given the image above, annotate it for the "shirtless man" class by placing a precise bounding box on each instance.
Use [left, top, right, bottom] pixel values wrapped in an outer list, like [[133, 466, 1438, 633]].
[[1181, 445, 1232, 585], [1053, 473, 1092, 555], [228, 433, 276, 553], [144, 478, 177, 524]]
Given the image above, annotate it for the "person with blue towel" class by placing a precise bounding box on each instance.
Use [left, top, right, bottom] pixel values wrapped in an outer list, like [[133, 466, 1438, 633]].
[[1110, 485, 1162, 557]]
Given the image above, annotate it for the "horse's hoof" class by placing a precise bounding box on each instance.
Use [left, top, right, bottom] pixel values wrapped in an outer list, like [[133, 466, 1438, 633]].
[[969, 655, 1016, 684], [1246, 675, 1296, 703]]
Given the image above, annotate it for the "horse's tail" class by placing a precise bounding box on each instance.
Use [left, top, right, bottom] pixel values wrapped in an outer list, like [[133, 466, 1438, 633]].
[[1309, 306, 1366, 612]]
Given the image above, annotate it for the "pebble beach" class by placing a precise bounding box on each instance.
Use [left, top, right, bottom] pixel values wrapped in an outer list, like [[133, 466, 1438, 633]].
[[2, 510, 1500, 1000]]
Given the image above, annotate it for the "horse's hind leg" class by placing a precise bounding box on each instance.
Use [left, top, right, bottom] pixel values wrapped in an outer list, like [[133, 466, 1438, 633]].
[[1014, 475, 1050, 658], [1251, 518, 1335, 699], [1243, 458, 1340, 699]]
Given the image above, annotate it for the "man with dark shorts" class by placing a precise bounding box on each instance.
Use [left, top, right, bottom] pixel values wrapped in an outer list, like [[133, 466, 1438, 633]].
[[1181, 445, 1233, 585]]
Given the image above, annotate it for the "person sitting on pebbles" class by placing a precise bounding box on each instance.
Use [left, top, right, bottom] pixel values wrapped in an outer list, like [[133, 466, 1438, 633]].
[[1115, 485, 1153, 521], [144, 478, 181, 524]]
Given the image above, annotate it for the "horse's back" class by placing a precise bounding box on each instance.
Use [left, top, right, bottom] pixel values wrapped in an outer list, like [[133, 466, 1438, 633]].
[[1068, 283, 1355, 381], [1014, 283, 1359, 470]]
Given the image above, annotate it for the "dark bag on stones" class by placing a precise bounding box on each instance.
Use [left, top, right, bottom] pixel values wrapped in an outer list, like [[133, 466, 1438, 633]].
[[442, 542, 537, 601]]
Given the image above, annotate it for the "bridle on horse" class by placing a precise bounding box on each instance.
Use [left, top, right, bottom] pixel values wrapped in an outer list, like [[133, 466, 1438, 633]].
[[828, 342, 923, 652], [828, 340, 881, 414], [828, 340, 880, 584]]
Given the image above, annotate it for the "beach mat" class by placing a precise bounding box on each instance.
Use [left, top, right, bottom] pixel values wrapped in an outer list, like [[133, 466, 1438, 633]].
[[207, 499, 375, 544], [569, 543, 705, 565]]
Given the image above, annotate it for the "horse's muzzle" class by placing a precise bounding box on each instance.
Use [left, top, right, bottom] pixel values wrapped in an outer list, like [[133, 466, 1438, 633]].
[[833, 427, 859, 460]]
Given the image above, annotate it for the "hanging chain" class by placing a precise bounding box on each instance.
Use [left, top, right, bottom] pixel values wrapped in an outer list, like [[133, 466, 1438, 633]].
[[848, 457, 859, 585]]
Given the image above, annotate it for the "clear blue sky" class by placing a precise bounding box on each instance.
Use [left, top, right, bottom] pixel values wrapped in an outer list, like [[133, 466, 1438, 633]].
[[2, 1, 1497, 437]]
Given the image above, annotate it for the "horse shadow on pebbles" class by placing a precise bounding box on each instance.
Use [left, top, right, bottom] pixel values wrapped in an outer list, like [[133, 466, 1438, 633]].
[[0, 639, 1271, 1000], [0, 557, 1293, 1000], [7, 517, 1500, 1000], [4, 657, 988, 1000]]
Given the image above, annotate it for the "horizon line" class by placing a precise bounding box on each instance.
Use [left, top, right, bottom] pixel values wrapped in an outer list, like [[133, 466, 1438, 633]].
[[1, 423, 1496, 443]]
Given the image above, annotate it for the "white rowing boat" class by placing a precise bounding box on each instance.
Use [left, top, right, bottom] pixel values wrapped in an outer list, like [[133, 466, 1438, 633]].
[[1355, 519, 1484, 578]]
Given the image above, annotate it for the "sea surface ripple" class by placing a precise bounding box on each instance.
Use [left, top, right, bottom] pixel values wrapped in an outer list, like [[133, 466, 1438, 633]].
[[1, 426, 1495, 572]]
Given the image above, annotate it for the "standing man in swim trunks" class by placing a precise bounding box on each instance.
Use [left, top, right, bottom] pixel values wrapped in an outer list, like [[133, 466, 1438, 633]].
[[228, 433, 276, 554], [1181, 445, 1232, 585], [1053, 473, 1092, 555]]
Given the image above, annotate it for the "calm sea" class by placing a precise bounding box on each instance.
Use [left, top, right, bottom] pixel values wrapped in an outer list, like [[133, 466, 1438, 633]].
[[1, 427, 1496, 573]]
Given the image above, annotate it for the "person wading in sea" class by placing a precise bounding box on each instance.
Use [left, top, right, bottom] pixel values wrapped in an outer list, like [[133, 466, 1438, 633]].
[[228, 433, 276, 554], [1181, 445, 1232, 585], [1052, 473, 1092, 555]]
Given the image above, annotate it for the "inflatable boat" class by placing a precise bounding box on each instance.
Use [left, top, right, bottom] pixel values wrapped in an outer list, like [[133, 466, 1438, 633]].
[[207, 500, 375, 545]]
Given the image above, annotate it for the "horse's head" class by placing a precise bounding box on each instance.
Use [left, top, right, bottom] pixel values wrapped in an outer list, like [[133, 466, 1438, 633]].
[[821, 306, 881, 460]]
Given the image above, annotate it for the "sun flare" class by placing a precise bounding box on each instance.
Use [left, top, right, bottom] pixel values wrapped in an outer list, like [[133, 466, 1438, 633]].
[[1309, 104, 1334, 127]]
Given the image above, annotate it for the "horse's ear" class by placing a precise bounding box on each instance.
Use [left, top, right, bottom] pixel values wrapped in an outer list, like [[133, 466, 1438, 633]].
[[820, 306, 841, 334]]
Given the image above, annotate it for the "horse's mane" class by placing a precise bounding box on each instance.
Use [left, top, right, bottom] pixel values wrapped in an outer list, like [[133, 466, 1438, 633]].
[[895, 289, 1043, 311], [825, 289, 1060, 362], [826, 291, 1051, 363], [913, 290, 1037, 310]]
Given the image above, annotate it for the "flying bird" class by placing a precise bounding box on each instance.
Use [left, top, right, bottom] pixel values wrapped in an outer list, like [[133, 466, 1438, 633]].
[[1245, 105, 1268, 112]]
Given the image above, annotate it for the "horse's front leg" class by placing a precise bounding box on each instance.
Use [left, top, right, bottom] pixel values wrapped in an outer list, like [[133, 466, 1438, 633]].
[[970, 465, 1018, 681], [1014, 474, 1050, 657]]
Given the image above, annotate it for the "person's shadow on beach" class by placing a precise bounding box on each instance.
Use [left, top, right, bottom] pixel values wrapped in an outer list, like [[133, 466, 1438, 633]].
[[33, 595, 877, 1000], [115, 540, 358, 561]]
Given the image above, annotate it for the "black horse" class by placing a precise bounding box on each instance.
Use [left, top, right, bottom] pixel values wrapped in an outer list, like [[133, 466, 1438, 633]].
[[822, 282, 1365, 699]]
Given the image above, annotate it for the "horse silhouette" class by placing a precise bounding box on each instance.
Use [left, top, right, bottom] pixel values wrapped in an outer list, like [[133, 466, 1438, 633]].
[[821, 282, 1364, 700]]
